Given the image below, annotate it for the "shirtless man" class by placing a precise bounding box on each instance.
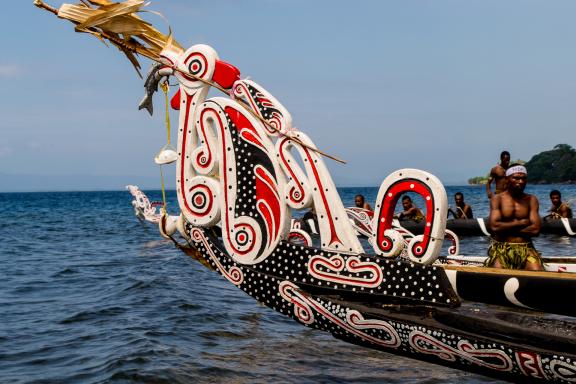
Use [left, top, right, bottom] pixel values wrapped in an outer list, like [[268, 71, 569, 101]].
[[486, 164, 543, 270], [546, 190, 572, 219], [486, 151, 511, 199], [354, 194, 373, 211], [397, 195, 424, 222], [448, 192, 473, 219]]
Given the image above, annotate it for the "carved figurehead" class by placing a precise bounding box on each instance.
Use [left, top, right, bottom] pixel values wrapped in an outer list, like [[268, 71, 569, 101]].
[[151, 40, 449, 265], [33, 0, 449, 265]]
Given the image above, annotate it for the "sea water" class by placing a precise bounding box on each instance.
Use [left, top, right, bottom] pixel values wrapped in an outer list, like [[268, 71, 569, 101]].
[[2, 185, 575, 383]]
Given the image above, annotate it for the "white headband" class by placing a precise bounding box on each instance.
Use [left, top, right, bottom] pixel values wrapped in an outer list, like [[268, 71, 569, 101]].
[[506, 165, 527, 177]]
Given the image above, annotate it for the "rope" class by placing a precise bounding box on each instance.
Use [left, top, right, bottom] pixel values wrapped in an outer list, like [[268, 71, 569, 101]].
[[159, 165, 168, 216], [160, 81, 171, 145], [168, 64, 346, 164], [456, 206, 468, 219]]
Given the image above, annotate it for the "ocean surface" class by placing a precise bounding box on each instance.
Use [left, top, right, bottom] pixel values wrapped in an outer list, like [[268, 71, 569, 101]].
[[2, 185, 576, 384]]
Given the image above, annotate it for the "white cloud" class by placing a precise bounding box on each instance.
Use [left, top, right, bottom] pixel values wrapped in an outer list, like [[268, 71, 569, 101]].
[[0, 65, 22, 78]]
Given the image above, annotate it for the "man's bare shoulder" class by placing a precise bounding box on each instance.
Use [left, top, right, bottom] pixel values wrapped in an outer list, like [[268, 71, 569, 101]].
[[490, 192, 504, 206], [490, 164, 506, 176]]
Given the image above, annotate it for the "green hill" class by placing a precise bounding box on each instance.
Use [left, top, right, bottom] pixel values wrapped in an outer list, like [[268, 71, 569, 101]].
[[525, 144, 576, 184], [468, 145, 576, 185]]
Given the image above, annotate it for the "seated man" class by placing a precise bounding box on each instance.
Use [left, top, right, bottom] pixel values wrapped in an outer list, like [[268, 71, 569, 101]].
[[546, 189, 572, 219], [486, 164, 543, 270], [354, 194, 373, 211], [397, 195, 424, 223], [448, 192, 473, 219]]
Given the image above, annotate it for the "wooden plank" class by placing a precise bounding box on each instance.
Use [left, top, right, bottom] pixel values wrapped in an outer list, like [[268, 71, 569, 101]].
[[441, 264, 576, 279]]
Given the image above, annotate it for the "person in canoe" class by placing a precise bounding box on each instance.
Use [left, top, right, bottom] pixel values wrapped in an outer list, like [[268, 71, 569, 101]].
[[486, 164, 543, 271], [545, 189, 573, 219], [448, 192, 474, 219], [354, 194, 373, 211], [486, 150, 511, 199], [397, 195, 425, 223]]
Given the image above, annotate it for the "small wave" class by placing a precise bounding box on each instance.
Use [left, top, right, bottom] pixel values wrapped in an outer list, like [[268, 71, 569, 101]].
[[198, 330, 250, 341], [51, 267, 76, 277], [121, 277, 168, 293], [178, 302, 201, 311], [60, 306, 127, 324], [107, 371, 174, 383]]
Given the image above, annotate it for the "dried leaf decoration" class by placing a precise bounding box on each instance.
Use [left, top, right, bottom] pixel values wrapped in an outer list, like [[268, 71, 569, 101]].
[[35, 0, 182, 77]]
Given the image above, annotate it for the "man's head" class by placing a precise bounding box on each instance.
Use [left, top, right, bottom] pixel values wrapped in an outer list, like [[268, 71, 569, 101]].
[[354, 194, 365, 208], [505, 164, 527, 193], [500, 150, 511, 168], [454, 192, 464, 207], [550, 189, 562, 206], [401, 195, 413, 210]]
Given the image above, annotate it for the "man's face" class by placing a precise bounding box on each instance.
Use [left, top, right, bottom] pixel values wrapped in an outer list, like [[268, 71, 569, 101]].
[[355, 197, 364, 207], [551, 194, 561, 206], [402, 199, 411, 210], [507, 173, 527, 192], [501, 154, 511, 168], [455, 195, 464, 206]]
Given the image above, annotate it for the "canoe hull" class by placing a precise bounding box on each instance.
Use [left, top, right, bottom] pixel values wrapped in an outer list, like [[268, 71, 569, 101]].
[[398, 218, 576, 236], [186, 227, 576, 383]]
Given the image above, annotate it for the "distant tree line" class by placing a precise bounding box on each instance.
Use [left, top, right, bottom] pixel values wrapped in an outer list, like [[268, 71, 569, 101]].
[[468, 144, 576, 185], [468, 176, 488, 185], [525, 144, 576, 184]]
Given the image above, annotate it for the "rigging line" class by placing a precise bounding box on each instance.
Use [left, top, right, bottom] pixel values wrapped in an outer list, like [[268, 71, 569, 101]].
[[168, 64, 346, 164], [161, 81, 171, 145], [159, 165, 167, 216]]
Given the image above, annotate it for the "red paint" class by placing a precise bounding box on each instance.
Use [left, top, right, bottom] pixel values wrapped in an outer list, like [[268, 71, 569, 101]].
[[225, 106, 258, 136], [170, 89, 181, 110], [303, 147, 342, 247], [279, 139, 305, 204], [188, 184, 213, 216], [515, 352, 546, 379], [240, 130, 264, 150], [376, 179, 435, 256], [197, 109, 218, 170], [213, 60, 241, 89], [180, 93, 195, 216], [255, 166, 281, 242]]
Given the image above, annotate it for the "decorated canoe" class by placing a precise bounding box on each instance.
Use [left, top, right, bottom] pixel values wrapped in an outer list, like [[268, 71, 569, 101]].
[[37, 2, 576, 382], [343, 207, 576, 318], [397, 217, 576, 237]]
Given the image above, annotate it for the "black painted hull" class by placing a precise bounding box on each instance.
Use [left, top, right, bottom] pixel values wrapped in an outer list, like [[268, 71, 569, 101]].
[[441, 263, 576, 317], [398, 218, 576, 236], [187, 227, 576, 383]]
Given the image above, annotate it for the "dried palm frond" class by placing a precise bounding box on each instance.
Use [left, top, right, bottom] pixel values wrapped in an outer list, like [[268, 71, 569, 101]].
[[34, 0, 182, 77]]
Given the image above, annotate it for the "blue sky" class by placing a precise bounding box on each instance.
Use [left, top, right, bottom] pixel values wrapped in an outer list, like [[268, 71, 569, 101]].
[[2, 0, 576, 191]]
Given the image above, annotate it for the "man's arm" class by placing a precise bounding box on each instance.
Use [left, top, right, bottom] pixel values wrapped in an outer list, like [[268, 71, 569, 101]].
[[519, 196, 541, 236], [486, 168, 495, 199], [399, 206, 418, 219], [463, 205, 473, 219], [559, 203, 571, 218]]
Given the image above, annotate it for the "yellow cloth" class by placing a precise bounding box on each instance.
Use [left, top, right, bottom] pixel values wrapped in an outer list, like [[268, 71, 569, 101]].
[[485, 240, 542, 269]]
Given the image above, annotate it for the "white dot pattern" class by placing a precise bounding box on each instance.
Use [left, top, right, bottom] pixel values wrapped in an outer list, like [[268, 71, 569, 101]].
[[187, 225, 576, 382]]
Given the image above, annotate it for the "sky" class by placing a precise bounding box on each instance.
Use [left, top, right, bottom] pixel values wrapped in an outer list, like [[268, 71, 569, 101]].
[[1, 0, 576, 191]]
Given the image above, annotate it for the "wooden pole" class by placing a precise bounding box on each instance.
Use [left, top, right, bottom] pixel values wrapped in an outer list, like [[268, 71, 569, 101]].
[[34, 0, 346, 164]]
